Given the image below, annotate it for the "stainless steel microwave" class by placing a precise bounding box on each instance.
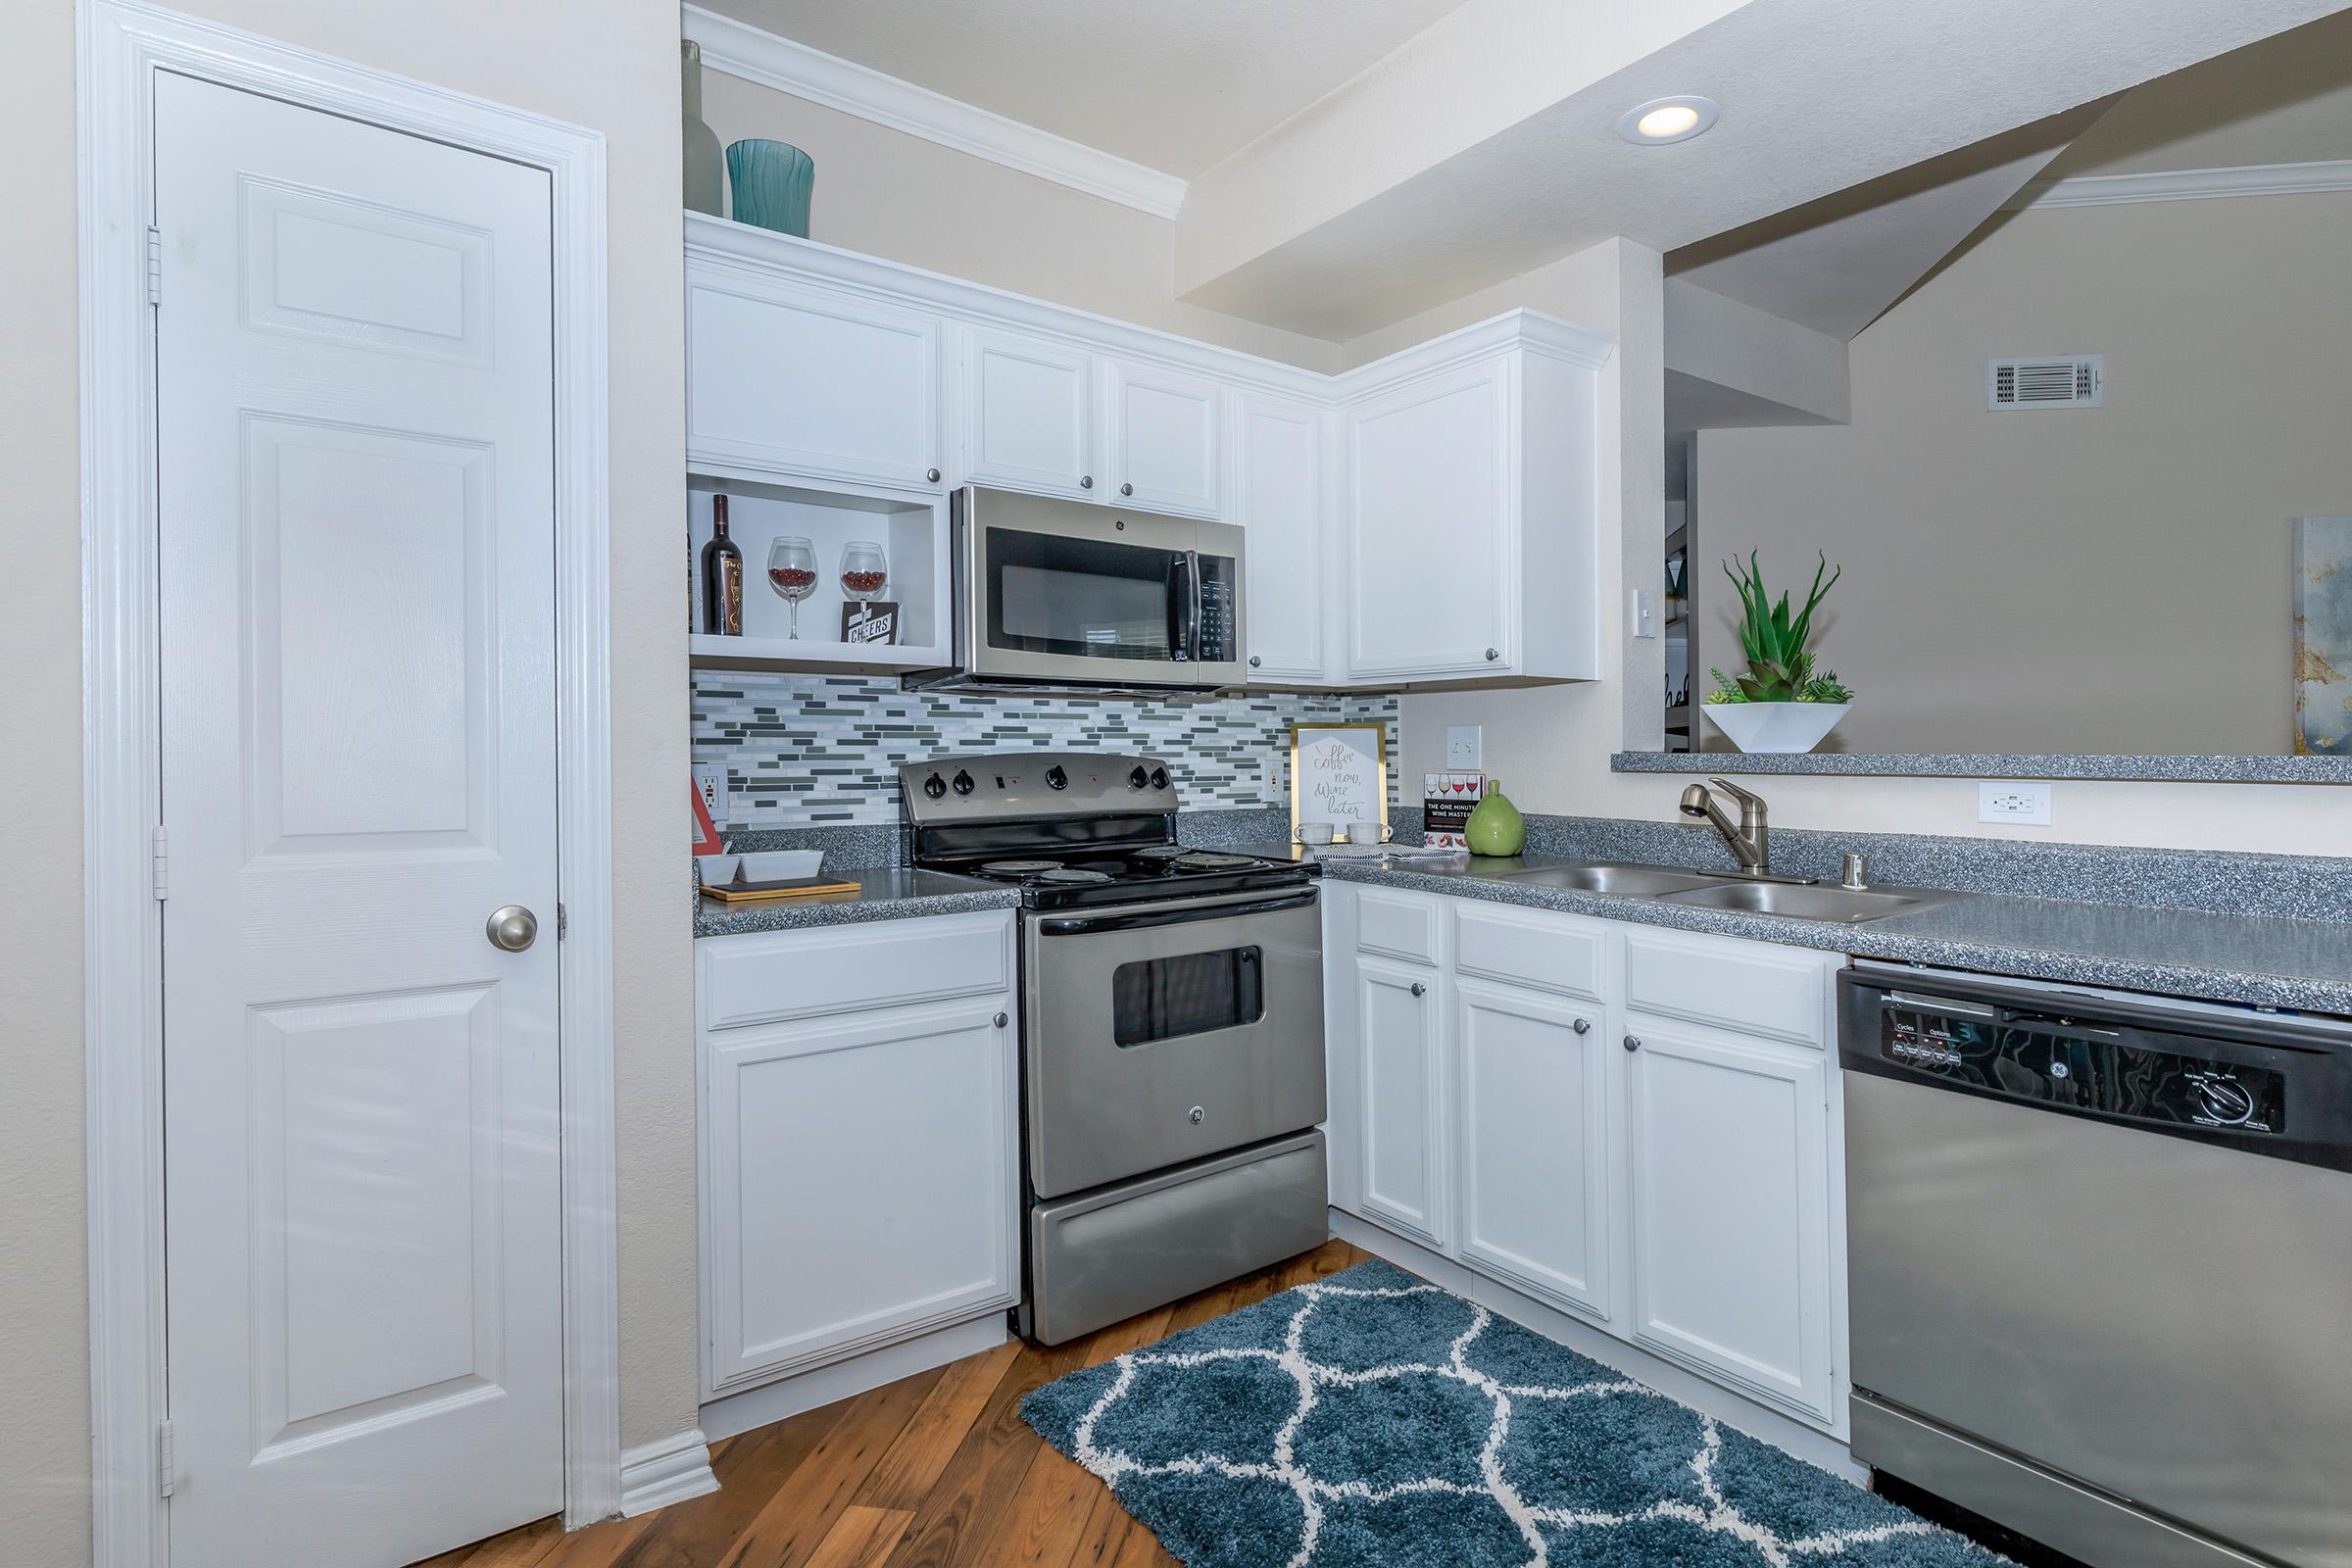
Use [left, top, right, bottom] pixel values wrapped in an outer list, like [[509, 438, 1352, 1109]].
[[929, 486, 1247, 692]]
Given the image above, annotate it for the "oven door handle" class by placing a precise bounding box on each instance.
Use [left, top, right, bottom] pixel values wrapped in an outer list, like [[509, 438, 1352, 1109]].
[[1037, 889, 1317, 936]]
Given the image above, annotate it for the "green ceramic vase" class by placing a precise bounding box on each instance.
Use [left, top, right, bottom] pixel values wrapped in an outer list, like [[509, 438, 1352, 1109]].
[[1465, 783, 1526, 857], [727, 138, 815, 238]]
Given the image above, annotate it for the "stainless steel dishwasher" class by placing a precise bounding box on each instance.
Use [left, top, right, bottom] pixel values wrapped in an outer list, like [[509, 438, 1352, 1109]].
[[1841, 961, 2352, 1568]]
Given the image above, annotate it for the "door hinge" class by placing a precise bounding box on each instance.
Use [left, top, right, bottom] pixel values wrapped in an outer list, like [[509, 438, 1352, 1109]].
[[557, 902, 567, 940], [145, 226, 163, 307], [150, 824, 169, 901], [156, 1419, 174, 1498]]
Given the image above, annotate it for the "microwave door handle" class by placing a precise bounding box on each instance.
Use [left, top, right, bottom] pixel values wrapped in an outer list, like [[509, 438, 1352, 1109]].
[[1186, 549, 1203, 662], [1166, 550, 1197, 662]]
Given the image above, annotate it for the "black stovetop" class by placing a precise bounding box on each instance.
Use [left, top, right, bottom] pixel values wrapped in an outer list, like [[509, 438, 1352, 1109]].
[[917, 844, 1311, 909]]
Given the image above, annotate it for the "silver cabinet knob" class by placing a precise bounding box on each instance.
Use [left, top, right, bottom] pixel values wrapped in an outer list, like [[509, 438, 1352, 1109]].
[[1409, 981, 1427, 998], [994, 1011, 1008, 1029], [1573, 1017, 1592, 1034], [1485, 648, 1500, 662], [1623, 1034, 1642, 1053], [1249, 655, 1263, 668], [1079, 474, 1094, 489], [486, 905, 538, 953], [1120, 482, 1135, 496], [926, 466, 942, 483]]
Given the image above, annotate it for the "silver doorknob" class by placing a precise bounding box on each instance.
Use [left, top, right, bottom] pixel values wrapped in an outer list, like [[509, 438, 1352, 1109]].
[[1249, 656, 1262, 668], [1410, 982, 1427, 997], [1573, 1017, 1592, 1034], [1485, 648, 1500, 662], [1080, 474, 1094, 489], [1623, 1034, 1642, 1053], [994, 1012, 1008, 1029], [1120, 482, 1134, 496], [486, 906, 538, 952], [926, 466, 942, 483]]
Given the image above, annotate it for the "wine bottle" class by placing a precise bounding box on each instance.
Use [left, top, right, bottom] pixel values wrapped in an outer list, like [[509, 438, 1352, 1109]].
[[701, 495, 744, 635]]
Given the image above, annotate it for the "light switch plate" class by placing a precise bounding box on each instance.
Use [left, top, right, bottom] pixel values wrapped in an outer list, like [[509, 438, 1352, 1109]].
[[1446, 725, 1484, 769], [1979, 780, 2052, 826], [695, 764, 729, 823], [1632, 588, 1658, 639]]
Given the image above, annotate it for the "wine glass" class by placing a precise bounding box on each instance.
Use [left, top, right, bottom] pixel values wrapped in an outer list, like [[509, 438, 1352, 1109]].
[[838, 541, 888, 606], [766, 536, 817, 639]]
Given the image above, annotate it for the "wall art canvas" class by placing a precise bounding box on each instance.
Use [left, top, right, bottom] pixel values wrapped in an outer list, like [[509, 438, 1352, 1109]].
[[2294, 517, 2352, 755]]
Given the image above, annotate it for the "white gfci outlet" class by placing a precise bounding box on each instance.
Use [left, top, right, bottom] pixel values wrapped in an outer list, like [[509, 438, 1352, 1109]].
[[1446, 725, 1484, 769], [695, 764, 729, 823], [1979, 780, 2052, 826]]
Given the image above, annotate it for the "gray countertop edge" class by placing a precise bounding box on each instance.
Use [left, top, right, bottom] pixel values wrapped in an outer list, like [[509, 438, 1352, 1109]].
[[1312, 860, 2352, 1018], [1611, 751, 2352, 782], [693, 874, 1020, 937]]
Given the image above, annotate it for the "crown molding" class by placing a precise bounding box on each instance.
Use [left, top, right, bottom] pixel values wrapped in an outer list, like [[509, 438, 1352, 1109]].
[[2005, 158, 2352, 211], [682, 4, 1187, 220]]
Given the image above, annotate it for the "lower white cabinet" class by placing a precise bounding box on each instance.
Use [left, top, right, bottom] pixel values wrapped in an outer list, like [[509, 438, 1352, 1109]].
[[1624, 1017, 1835, 1421], [697, 911, 1019, 1397], [1453, 979, 1612, 1321], [1327, 882, 1845, 1430], [1356, 955, 1449, 1250]]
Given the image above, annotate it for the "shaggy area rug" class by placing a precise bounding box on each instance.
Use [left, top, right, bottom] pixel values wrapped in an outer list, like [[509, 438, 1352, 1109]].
[[1022, 1260, 2006, 1568]]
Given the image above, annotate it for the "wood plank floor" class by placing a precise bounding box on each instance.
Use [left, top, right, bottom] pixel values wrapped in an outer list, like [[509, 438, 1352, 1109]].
[[418, 1240, 1370, 1568]]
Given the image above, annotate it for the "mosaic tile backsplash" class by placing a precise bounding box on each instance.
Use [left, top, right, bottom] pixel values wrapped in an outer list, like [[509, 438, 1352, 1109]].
[[694, 673, 1402, 826]]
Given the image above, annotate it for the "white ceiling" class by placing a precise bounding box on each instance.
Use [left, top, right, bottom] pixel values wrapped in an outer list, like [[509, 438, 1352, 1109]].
[[694, 0, 1478, 178]]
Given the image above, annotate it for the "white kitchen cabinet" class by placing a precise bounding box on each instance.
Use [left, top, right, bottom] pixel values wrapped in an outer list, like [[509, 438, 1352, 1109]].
[[697, 911, 1018, 1396], [1452, 978, 1612, 1320], [1105, 358, 1222, 518], [1355, 955, 1449, 1250], [959, 325, 1096, 498], [1339, 320, 1610, 684], [1232, 393, 1328, 682], [1623, 1016, 1835, 1422], [686, 268, 945, 492]]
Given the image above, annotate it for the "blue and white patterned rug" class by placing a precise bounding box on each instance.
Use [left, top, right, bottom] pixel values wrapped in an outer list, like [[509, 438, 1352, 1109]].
[[1022, 1260, 2005, 1568]]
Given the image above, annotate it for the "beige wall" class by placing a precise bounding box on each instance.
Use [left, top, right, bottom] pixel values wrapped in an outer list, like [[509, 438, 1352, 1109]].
[[0, 0, 698, 1559], [700, 69, 1342, 372], [1694, 193, 2352, 755]]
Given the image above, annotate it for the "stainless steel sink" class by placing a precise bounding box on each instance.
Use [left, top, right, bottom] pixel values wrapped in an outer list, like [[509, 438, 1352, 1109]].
[[1655, 881, 1927, 922], [1494, 862, 1720, 897]]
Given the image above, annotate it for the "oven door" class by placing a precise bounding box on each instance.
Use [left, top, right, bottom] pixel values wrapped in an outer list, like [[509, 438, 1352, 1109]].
[[957, 487, 1246, 687], [1024, 886, 1323, 1198]]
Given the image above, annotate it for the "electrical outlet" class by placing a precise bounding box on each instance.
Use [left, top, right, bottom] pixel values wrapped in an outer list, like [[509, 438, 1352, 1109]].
[[695, 764, 729, 823], [1978, 780, 2052, 826], [1631, 588, 1658, 639], [1259, 766, 1287, 806], [1446, 725, 1484, 769]]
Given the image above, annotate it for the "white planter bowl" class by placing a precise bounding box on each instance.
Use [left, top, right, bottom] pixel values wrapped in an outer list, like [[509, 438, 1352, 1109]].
[[1701, 701, 1850, 754]]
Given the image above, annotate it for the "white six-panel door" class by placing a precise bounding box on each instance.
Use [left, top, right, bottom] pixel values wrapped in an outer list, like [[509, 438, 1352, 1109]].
[[155, 73, 564, 1567]]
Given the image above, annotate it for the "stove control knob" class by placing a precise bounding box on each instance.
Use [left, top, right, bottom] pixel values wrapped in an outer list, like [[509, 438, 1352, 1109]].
[[2192, 1077, 2255, 1126], [1128, 765, 1150, 790], [922, 772, 947, 800], [1150, 766, 1169, 790], [1045, 765, 1068, 791], [951, 769, 975, 797]]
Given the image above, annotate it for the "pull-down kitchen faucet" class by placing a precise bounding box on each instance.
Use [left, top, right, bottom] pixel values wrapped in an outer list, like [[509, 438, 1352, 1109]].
[[1679, 778, 1805, 882]]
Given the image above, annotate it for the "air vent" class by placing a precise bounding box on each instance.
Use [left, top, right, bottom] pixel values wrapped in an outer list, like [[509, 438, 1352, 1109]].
[[1987, 354, 2102, 411]]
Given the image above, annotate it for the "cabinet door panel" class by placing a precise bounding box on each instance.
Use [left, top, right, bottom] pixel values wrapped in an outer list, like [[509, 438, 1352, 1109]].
[[687, 271, 942, 489], [1357, 956, 1447, 1249], [962, 327, 1094, 497], [1235, 395, 1324, 681], [705, 1001, 1017, 1391], [1347, 362, 1510, 678], [1454, 981, 1610, 1319], [1106, 360, 1221, 517], [1625, 1019, 1833, 1420]]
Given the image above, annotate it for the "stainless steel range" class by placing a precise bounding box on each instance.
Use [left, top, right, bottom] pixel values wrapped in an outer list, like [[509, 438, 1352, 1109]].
[[901, 752, 1328, 1345]]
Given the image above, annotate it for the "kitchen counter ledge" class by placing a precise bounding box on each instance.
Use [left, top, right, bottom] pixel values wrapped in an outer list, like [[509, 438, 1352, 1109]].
[[693, 868, 1018, 938]]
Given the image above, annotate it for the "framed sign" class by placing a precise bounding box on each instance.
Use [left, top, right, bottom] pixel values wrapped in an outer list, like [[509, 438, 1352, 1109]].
[[1290, 721, 1388, 834]]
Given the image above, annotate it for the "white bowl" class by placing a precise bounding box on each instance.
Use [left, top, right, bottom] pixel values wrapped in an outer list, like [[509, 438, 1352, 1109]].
[[1701, 701, 1850, 754], [738, 849, 823, 881], [695, 854, 742, 887]]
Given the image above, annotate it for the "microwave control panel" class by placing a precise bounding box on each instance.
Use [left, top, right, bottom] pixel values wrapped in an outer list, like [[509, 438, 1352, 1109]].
[[1197, 558, 1237, 662]]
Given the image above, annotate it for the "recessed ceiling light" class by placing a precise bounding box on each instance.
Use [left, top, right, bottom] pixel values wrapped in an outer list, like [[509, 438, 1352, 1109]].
[[1617, 96, 1719, 146]]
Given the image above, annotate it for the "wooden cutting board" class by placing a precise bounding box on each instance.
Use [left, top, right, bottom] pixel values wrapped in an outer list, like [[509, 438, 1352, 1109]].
[[699, 876, 863, 904]]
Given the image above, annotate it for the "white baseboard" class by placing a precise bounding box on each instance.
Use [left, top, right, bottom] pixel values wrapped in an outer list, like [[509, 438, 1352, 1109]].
[[618, 1427, 720, 1518], [1330, 1210, 1867, 1485], [700, 1311, 1010, 1443]]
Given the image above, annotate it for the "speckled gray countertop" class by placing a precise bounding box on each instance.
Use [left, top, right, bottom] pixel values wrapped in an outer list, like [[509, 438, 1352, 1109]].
[[694, 868, 1018, 938], [1268, 850, 2352, 1018]]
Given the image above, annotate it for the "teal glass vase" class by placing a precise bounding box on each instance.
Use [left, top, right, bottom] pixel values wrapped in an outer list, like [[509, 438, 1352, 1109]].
[[726, 139, 814, 238]]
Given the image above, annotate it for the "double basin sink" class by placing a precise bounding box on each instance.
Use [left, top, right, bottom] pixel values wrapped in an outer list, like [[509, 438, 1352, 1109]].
[[1488, 861, 1933, 923]]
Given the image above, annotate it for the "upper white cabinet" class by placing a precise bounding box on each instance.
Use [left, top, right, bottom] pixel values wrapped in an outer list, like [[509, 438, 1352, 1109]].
[[687, 267, 945, 493], [1232, 393, 1327, 682], [1104, 358, 1221, 517], [1338, 321, 1611, 684], [961, 326, 1095, 498]]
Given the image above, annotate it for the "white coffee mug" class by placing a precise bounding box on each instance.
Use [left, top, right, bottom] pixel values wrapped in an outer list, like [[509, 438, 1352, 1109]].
[[1345, 819, 1391, 846], [1296, 821, 1337, 845]]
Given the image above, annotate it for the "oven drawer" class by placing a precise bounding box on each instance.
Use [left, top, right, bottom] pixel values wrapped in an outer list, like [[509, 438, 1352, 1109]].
[[1028, 1131, 1328, 1346], [702, 912, 1011, 1031]]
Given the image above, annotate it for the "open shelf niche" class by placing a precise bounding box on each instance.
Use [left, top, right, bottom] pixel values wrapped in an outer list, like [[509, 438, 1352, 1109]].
[[687, 468, 952, 673]]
